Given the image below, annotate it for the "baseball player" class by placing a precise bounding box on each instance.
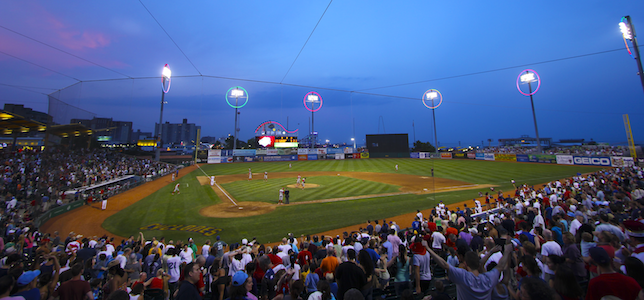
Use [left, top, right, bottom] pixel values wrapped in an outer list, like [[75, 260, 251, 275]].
[[296, 174, 302, 187], [210, 176, 215, 186], [278, 187, 284, 205], [248, 168, 252, 181], [264, 171, 268, 182], [172, 183, 180, 195]]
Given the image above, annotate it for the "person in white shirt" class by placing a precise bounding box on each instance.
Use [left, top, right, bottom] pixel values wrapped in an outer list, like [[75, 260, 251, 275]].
[[431, 228, 446, 251], [569, 213, 583, 236], [202, 240, 211, 258], [179, 244, 193, 263], [540, 231, 563, 281]]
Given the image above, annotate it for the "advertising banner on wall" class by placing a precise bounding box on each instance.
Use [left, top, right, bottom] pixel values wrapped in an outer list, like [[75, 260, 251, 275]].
[[298, 148, 308, 155], [233, 149, 256, 156], [484, 153, 495, 161], [266, 149, 279, 156], [221, 156, 233, 163], [317, 148, 327, 155], [307, 154, 318, 160], [244, 157, 254, 162], [528, 154, 556, 164], [572, 156, 611, 166], [611, 156, 635, 167], [494, 154, 516, 162], [344, 147, 354, 154], [298, 155, 307, 161], [278, 149, 297, 155], [453, 153, 467, 159], [327, 148, 344, 154], [476, 153, 485, 160], [516, 154, 529, 162], [263, 155, 297, 162], [208, 149, 221, 157], [410, 152, 420, 158], [441, 153, 452, 159], [335, 153, 345, 160], [467, 153, 476, 159], [556, 155, 574, 165], [207, 156, 221, 164], [361, 152, 370, 158], [255, 149, 267, 155]]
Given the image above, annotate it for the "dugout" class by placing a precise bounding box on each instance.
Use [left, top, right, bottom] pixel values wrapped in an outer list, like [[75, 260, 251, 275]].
[[366, 133, 409, 158]]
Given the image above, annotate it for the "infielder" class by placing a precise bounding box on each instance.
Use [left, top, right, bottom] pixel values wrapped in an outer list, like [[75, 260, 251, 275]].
[[264, 171, 268, 182], [210, 176, 215, 186], [248, 168, 252, 181]]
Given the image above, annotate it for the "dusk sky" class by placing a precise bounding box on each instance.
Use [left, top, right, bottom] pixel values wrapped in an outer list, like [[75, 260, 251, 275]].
[[1, 1, 644, 147]]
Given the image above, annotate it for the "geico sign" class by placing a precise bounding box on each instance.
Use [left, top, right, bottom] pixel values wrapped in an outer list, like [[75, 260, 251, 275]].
[[573, 157, 611, 166]]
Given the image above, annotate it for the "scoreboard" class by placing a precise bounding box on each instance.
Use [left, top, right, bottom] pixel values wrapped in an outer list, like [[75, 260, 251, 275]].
[[256, 136, 298, 148]]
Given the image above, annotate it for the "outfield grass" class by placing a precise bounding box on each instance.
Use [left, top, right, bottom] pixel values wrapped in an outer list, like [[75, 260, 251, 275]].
[[103, 158, 604, 244], [222, 176, 401, 203]]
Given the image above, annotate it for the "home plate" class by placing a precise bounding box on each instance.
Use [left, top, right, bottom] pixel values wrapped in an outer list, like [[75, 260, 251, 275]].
[[424, 188, 428, 191], [238, 207, 243, 210]]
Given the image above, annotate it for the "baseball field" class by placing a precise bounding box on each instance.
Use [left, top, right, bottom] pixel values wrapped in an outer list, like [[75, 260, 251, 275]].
[[43, 158, 605, 245]]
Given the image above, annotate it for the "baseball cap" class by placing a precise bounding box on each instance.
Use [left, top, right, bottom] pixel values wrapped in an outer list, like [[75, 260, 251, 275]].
[[17, 270, 41, 286], [232, 271, 248, 286], [589, 247, 610, 265], [624, 220, 644, 238], [242, 238, 248, 245]]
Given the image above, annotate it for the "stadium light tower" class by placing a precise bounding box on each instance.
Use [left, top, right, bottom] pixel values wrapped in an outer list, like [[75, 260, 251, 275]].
[[619, 16, 644, 94], [422, 89, 443, 155], [304, 92, 323, 149], [226, 86, 249, 151], [156, 64, 172, 161], [351, 137, 356, 150], [516, 69, 542, 153]]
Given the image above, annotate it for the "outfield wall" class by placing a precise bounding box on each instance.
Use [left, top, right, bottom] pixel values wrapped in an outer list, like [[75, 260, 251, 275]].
[[206, 148, 368, 163], [410, 152, 635, 167]]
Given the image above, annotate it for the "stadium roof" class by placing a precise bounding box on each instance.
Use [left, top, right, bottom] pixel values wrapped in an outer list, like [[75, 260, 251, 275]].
[[0, 111, 46, 135]]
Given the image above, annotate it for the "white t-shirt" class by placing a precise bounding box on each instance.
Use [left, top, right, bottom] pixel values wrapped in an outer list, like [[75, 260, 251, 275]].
[[431, 232, 445, 250], [569, 219, 582, 236], [167, 256, 182, 283], [541, 241, 563, 275], [202, 245, 210, 257]]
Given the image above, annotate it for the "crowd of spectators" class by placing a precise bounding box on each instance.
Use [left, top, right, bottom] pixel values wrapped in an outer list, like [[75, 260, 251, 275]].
[[478, 145, 630, 156], [0, 148, 176, 218], [1, 155, 644, 299]]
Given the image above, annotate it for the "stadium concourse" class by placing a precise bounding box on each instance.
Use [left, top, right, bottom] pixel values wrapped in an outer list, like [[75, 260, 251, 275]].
[[0, 150, 644, 300]]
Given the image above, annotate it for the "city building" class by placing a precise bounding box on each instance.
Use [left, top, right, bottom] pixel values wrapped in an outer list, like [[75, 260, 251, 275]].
[[155, 118, 201, 147], [3, 104, 52, 125], [70, 117, 133, 144]]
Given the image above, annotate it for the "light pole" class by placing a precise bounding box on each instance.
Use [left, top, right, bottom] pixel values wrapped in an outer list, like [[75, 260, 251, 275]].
[[226, 86, 249, 151], [351, 137, 356, 150], [619, 16, 644, 94], [422, 89, 443, 155], [516, 69, 542, 153], [156, 64, 171, 161], [303, 91, 323, 149]]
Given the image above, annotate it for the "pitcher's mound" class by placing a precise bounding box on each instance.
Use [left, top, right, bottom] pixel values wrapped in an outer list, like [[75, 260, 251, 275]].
[[286, 183, 320, 189], [200, 202, 276, 218]]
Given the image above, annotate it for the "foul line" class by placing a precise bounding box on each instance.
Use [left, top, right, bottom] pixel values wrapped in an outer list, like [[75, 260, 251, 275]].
[[196, 165, 238, 207]]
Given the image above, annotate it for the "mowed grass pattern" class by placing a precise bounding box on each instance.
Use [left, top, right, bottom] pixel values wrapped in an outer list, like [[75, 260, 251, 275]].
[[222, 176, 401, 203], [104, 158, 604, 244]]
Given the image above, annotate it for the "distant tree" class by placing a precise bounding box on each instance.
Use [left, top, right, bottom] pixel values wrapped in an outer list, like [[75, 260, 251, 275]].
[[247, 137, 259, 149], [412, 140, 435, 152], [488, 138, 492, 147], [224, 136, 234, 149], [213, 141, 222, 149]]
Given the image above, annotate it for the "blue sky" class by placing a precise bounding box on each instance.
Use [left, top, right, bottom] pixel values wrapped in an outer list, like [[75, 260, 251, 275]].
[[1, 1, 644, 147]]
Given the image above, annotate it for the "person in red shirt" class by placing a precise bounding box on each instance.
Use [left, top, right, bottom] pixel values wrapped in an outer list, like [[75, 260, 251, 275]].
[[586, 247, 641, 300], [297, 242, 312, 267]]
